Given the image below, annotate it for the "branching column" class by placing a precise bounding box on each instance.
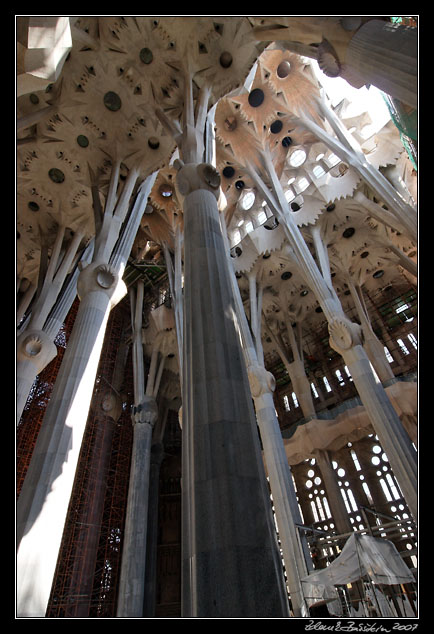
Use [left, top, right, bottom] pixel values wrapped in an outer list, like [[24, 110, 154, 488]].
[[16, 167, 156, 617], [16, 225, 85, 423], [232, 255, 311, 617], [117, 280, 165, 617], [248, 151, 417, 523], [300, 100, 417, 243]]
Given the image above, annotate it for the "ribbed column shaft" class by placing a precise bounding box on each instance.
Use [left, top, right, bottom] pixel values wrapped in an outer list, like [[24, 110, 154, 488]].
[[181, 188, 289, 618], [346, 20, 417, 108], [16, 287, 114, 617], [116, 418, 153, 616]]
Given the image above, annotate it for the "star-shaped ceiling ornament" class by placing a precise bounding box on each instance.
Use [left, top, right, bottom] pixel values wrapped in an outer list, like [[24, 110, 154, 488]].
[[230, 63, 286, 137], [260, 49, 324, 127]]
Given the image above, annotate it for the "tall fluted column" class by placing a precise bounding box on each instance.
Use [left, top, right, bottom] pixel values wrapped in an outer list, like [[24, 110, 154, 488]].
[[225, 232, 311, 617], [180, 170, 289, 617], [157, 73, 289, 616], [346, 20, 417, 108]]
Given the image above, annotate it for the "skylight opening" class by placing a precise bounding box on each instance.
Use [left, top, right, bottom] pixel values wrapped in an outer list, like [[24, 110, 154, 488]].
[[240, 191, 255, 210], [257, 210, 267, 224], [289, 149, 306, 167], [326, 153, 340, 167], [285, 189, 295, 203], [313, 165, 326, 179], [296, 177, 310, 192]]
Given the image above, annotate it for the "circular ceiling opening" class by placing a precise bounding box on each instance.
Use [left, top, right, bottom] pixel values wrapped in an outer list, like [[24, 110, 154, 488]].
[[248, 88, 265, 108], [276, 60, 291, 78], [342, 227, 355, 239], [140, 47, 153, 64], [103, 91, 122, 111], [77, 134, 89, 147], [159, 184, 173, 198], [270, 119, 283, 134], [222, 166, 235, 179], [148, 137, 160, 150], [289, 148, 306, 167], [220, 51, 233, 68], [281, 271, 292, 280], [48, 168, 65, 183]]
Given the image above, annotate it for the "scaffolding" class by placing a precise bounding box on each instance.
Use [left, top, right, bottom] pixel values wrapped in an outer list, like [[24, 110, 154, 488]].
[[46, 298, 134, 617]]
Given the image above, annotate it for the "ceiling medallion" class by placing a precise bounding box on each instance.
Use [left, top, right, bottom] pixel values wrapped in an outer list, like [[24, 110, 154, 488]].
[[76, 134, 89, 147], [103, 91, 122, 111], [48, 168, 65, 183], [139, 47, 153, 64]]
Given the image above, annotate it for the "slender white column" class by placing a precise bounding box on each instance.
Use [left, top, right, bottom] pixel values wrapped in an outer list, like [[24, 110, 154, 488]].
[[346, 278, 395, 384], [16, 227, 85, 422], [300, 104, 417, 242], [222, 216, 310, 616], [247, 153, 417, 522], [16, 264, 124, 617], [16, 169, 156, 617], [117, 276, 170, 616]]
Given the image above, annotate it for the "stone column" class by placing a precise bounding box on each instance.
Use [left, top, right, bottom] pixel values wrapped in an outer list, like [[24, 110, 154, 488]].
[[16, 169, 156, 617], [345, 278, 395, 384], [16, 225, 85, 423], [248, 152, 417, 523], [16, 261, 125, 617], [117, 280, 165, 617], [222, 218, 311, 616], [314, 449, 353, 536], [180, 168, 289, 617], [300, 102, 417, 243], [116, 394, 158, 616], [346, 20, 417, 109]]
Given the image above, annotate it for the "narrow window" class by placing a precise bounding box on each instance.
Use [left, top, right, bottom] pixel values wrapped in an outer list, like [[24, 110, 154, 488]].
[[283, 395, 291, 412], [407, 333, 417, 349], [335, 369, 345, 386], [397, 338, 410, 355], [323, 376, 332, 392], [311, 382, 319, 398], [384, 346, 394, 363]]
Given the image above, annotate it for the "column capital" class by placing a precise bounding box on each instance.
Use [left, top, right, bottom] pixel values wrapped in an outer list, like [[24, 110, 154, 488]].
[[247, 362, 276, 398], [17, 328, 57, 372], [328, 316, 364, 354], [131, 395, 158, 427], [174, 160, 221, 203], [77, 260, 126, 308]]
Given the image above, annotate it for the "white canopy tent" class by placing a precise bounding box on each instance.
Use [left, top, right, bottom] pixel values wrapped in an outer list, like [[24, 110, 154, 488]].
[[301, 533, 415, 616]]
